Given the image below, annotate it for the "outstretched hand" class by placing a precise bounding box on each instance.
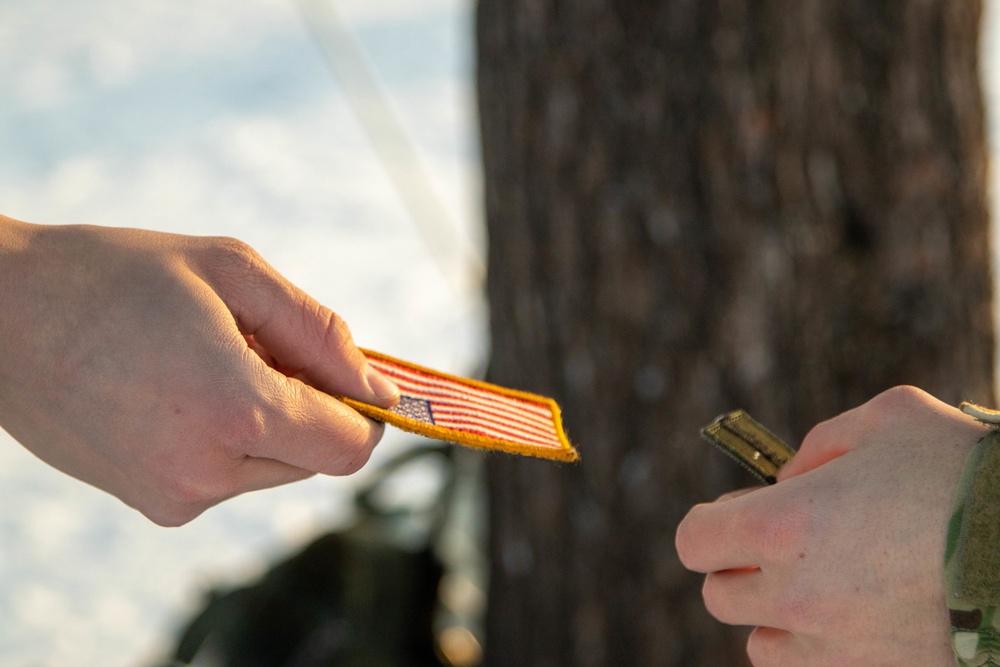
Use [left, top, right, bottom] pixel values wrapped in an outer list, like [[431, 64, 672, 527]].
[[0, 215, 399, 526], [676, 386, 987, 666]]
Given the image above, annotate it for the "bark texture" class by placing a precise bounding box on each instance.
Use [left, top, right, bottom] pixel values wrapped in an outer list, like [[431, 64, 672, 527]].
[[477, 1, 993, 665]]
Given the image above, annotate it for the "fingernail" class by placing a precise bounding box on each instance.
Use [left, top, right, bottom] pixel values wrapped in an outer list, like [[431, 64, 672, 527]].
[[366, 366, 400, 404]]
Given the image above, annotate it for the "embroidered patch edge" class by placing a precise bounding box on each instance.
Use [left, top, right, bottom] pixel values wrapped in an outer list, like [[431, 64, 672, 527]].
[[342, 349, 579, 463]]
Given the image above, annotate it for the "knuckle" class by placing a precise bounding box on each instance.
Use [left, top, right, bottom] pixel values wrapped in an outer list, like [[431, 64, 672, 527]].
[[143, 503, 204, 528], [201, 236, 272, 290], [160, 472, 225, 509], [748, 507, 809, 560], [700, 575, 731, 623], [774, 587, 824, 634], [140, 447, 236, 519], [746, 627, 785, 667], [215, 401, 269, 458], [673, 522, 692, 568], [336, 442, 374, 476], [855, 385, 930, 434], [801, 417, 835, 447], [872, 384, 925, 409], [207, 236, 258, 266], [673, 509, 705, 569], [317, 307, 356, 356], [325, 413, 380, 475], [864, 386, 930, 429], [799, 413, 854, 457]]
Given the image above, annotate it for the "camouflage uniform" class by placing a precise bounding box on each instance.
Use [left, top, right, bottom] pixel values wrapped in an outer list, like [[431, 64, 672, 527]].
[[947, 405, 1000, 666]]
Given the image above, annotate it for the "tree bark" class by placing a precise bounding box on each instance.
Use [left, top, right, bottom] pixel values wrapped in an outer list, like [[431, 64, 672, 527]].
[[477, 1, 993, 665]]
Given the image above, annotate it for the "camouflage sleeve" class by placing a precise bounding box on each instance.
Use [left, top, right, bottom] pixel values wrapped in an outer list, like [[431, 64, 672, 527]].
[[946, 404, 1000, 666]]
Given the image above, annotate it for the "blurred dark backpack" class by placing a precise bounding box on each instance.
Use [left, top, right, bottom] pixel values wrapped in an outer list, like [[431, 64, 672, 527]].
[[167, 443, 476, 667]]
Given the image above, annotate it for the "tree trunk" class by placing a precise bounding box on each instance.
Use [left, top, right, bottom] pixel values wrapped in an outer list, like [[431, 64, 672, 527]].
[[477, 1, 993, 665]]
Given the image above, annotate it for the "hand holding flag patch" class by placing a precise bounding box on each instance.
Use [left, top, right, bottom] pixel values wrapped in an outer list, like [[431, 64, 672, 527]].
[[340, 350, 579, 462]]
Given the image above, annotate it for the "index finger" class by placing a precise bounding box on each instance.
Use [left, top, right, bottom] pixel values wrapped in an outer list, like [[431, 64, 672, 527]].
[[675, 484, 802, 573]]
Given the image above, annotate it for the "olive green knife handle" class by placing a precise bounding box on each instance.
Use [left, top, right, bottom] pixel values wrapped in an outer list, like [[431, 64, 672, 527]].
[[700, 410, 796, 485]]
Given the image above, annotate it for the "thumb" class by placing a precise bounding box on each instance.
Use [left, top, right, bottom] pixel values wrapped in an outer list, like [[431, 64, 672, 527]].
[[200, 240, 399, 408], [776, 417, 853, 482]]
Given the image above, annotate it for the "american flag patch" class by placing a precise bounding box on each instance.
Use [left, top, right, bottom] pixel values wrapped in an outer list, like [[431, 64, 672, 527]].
[[340, 350, 578, 462]]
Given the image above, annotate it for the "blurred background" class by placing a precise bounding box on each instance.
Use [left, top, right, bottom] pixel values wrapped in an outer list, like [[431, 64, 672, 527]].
[[3, 1, 1000, 665]]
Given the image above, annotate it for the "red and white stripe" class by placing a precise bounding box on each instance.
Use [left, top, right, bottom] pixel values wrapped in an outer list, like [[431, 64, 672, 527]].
[[368, 357, 562, 450]]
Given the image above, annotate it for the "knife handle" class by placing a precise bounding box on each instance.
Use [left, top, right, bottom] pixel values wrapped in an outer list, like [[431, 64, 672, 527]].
[[700, 410, 796, 485]]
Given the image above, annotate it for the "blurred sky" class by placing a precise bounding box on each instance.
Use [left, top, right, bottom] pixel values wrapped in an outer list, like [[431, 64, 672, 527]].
[[0, 0, 483, 665], [3, 2, 1000, 666]]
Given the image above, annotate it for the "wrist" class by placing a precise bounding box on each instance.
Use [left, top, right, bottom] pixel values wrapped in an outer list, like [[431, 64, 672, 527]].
[[0, 213, 35, 323], [0, 215, 40, 291], [0, 216, 47, 405]]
